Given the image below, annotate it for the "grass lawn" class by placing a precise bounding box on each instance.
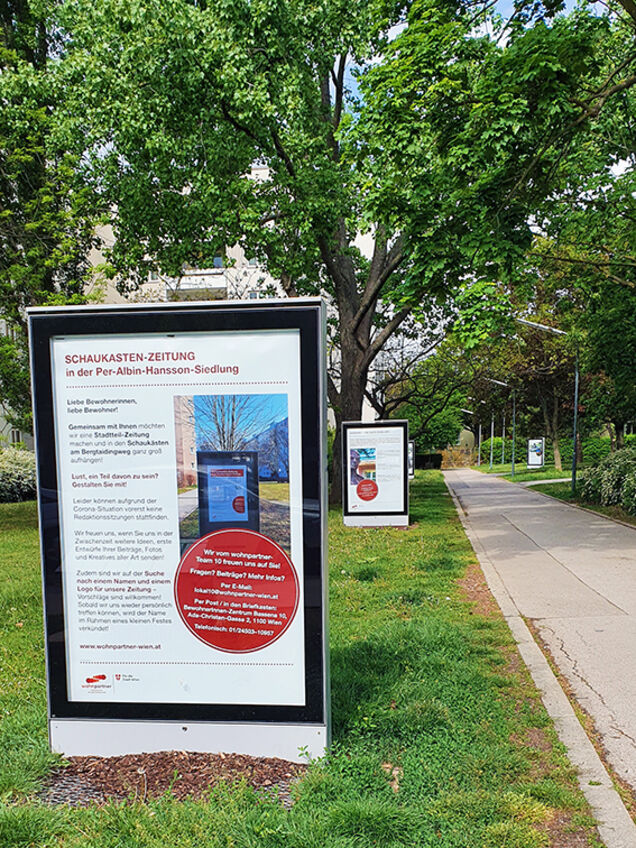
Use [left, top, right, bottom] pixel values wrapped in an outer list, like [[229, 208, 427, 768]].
[[0, 474, 602, 847], [259, 481, 290, 503], [472, 463, 574, 483], [533, 481, 636, 528]]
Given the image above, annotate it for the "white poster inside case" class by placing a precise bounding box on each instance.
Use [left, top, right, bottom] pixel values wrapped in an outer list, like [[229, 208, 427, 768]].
[[527, 438, 545, 469]]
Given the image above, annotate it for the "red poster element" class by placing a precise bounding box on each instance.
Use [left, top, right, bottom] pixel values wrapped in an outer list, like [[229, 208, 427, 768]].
[[232, 496, 245, 513], [356, 479, 378, 501], [210, 469, 244, 478], [174, 529, 299, 653]]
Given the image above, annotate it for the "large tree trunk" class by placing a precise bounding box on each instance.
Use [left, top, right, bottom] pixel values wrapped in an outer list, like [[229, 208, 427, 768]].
[[540, 394, 562, 471], [551, 396, 562, 471], [552, 438, 562, 471], [614, 422, 625, 450], [328, 333, 370, 504], [318, 221, 407, 505]]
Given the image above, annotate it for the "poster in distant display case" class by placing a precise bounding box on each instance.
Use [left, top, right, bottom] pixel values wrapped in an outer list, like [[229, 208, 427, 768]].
[[342, 420, 409, 527]]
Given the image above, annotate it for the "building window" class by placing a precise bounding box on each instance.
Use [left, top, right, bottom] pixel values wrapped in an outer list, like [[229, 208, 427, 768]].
[[149, 270, 159, 282], [213, 252, 224, 269], [247, 256, 259, 267], [248, 290, 260, 300], [10, 429, 21, 445]]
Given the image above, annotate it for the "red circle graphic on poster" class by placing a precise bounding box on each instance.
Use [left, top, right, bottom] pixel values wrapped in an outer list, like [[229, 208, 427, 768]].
[[174, 529, 300, 653], [232, 495, 245, 513], [356, 479, 378, 501]]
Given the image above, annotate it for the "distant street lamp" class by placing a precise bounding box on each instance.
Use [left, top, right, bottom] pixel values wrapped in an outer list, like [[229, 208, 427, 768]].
[[468, 397, 487, 466], [486, 378, 516, 476], [516, 317, 579, 493]]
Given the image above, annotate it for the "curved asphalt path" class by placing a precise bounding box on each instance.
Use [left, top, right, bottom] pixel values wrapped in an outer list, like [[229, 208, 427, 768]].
[[444, 468, 636, 847]]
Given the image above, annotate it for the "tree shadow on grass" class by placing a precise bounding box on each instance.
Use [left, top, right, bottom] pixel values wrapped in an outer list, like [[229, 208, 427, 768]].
[[330, 630, 424, 740], [178, 500, 290, 557]]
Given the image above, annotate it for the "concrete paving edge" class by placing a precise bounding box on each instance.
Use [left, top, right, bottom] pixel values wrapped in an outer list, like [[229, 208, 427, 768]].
[[444, 478, 636, 848]]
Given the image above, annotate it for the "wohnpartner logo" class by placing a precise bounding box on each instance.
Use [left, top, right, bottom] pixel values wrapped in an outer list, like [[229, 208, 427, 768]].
[[80, 672, 112, 692]]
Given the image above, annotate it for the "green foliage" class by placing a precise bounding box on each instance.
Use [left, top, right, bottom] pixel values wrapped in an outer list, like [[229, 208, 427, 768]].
[[621, 473, 636, 515], [585, 285, 636, 430], [454, 283, 515, 352], [0, 448, 36, 502], [48, 0, 636, 438], [0, 0, 100, 429], [389, 345, 472, 452], [479, 437, 525, 464], [327, 428, 336, 478], [411, 406, 464, 452], [357, 1, 620, 336]]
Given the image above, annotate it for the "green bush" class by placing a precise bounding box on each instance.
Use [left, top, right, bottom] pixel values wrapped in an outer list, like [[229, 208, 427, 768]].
[[578, 447, 636, 514], [560, 436, 612, 467], [0, 448, 36, 502], [560, 435, 636, 467], [600, 449, 636, 506]]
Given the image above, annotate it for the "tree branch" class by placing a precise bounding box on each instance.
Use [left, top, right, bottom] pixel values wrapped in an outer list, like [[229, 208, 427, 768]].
[[270, 128, 296, 177], [332, 54, 347, 132], [352, 235, 404, 334], [573, 73, 636, 126], [363, 308, 411, 371], [530, 250, 636, 287], [327, 371, 340, 412], [617, 0, 636, 25], [219, 101, 265, 150], [320, 72, 340, 160]]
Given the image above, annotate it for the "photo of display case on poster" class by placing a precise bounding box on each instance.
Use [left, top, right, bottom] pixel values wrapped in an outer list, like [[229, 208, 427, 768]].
[[28, 300, 329, 760], [527, 438, 545, 469], [342, 420, 409, 527]]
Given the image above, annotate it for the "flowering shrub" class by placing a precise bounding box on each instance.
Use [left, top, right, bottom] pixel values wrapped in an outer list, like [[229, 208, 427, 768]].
[[0, 447, 36, 502], [579, 466, 603, 503], [621, 472, 636, 516], [579, 448, 636, 514], [598, 449, 636, 506]]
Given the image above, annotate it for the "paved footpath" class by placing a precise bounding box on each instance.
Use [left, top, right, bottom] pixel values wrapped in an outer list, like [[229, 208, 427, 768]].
[[444, 468, 636, 847], [178, 489, 198, 521]]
